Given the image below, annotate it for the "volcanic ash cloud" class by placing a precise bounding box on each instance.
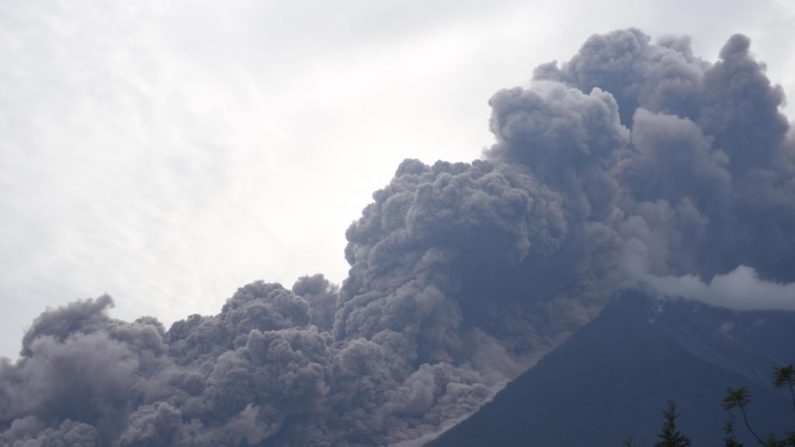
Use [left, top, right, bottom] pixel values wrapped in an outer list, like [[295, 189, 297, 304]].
[[2, 29, 795, 446]]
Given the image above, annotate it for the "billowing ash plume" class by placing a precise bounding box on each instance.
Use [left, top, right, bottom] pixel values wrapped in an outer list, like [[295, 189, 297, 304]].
[[2, 29, 795, 446]]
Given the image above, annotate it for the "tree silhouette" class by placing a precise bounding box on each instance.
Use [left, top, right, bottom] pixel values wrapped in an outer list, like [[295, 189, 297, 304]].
[[723, 387, 766, 446], [773, 365, 795, 418], [628, 363, 795, 446], [654, 401, 691, 447], [724, 414, 744, 447]]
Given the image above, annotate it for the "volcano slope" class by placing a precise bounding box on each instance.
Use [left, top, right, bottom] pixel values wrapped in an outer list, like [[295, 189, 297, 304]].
[[428, 292, 795, 447]]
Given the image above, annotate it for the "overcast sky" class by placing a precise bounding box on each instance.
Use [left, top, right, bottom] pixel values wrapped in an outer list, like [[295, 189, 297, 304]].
[[1, 0, 794, 359]]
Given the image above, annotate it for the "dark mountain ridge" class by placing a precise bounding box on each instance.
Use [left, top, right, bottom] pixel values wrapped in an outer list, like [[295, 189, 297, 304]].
[[428, 292, 795, 446]]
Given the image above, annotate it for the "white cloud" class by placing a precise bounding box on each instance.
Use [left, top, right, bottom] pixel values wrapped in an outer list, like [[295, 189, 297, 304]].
[[640, 265, 795, 311], [1, 0, 793, 358]]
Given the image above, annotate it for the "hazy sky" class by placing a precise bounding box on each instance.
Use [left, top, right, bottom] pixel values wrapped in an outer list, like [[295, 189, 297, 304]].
[[1, 0, 794, 359]]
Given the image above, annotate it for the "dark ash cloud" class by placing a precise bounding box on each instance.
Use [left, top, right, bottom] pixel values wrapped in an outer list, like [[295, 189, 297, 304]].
[[2, 28, 795, 446]]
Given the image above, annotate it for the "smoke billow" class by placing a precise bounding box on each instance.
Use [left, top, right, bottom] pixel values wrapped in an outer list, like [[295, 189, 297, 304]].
[[2, 29, 795, 446]]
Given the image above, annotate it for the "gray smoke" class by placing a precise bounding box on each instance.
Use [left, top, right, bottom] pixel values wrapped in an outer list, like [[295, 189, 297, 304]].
[[2, 29, 795, 446]]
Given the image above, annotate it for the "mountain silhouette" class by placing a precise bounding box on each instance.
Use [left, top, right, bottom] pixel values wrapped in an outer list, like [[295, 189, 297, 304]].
[[428, 292, 795, 446]]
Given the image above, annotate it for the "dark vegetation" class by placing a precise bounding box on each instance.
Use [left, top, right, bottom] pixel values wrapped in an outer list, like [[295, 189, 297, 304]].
[[639, 364, 795, 447]]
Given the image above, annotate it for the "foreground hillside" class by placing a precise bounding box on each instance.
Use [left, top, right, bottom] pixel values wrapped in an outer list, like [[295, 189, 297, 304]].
[[428, 292, 795, 446]]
